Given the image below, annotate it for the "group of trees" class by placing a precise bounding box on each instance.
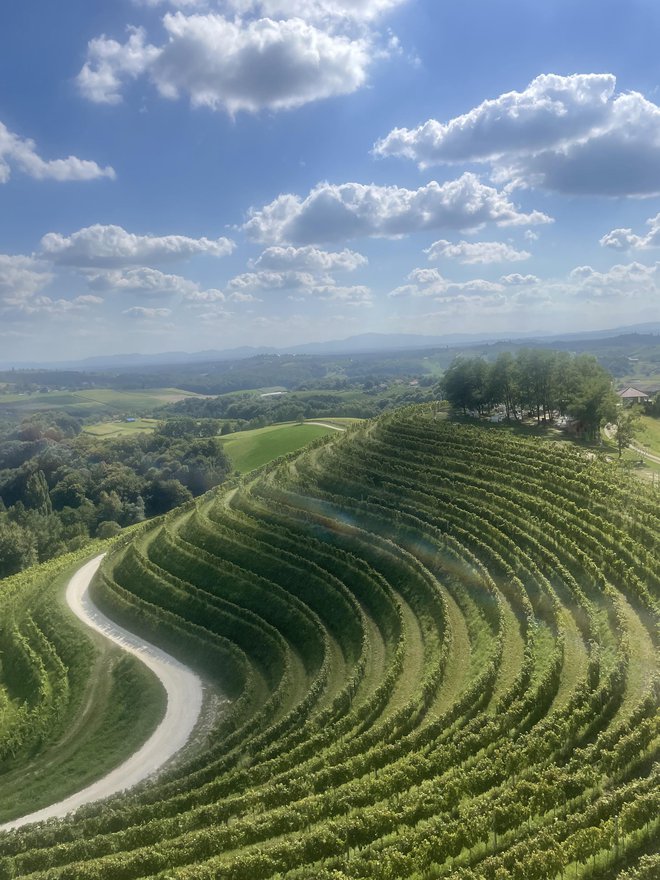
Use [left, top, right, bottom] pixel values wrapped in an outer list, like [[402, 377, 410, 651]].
[[165, 385, 433, 431], [0, 413, 231, 579], [442, 350, 619, 439]]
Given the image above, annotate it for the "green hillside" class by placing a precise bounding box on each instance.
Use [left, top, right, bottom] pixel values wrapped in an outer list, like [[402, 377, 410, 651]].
[[218, 421, 346, 473], [0, 545, 167, 823], [0, 407, 657, 878], [0, 387, 204, 418], [83, 418, 159, 438]]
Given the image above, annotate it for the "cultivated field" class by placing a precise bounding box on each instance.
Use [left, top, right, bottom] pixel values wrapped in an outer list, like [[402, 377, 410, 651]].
[[83, 418, 159, 438], [0, 407, 657, 878], [0, 388, 204, 417]]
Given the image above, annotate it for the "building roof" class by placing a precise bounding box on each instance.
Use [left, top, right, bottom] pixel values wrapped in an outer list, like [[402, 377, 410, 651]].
[[617, 387, 649, 399]]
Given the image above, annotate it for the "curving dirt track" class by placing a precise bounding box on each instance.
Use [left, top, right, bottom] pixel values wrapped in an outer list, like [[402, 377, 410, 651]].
[[0, 554, 204, 832]]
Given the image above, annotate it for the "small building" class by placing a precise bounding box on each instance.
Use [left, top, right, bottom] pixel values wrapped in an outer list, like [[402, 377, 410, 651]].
[[617, 387, 649, 406]]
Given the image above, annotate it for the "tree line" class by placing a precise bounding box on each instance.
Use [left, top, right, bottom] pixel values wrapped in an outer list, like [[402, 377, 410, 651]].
[[0, 412, 231, 579], [441, 349, 619, 437]]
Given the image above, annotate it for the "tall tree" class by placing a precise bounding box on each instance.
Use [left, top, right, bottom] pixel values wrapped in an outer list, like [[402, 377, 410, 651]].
[[0, 517, 37, 578], [613, 407, 641, 458], [488, 352, 519, 420], [442, 358, 488, 415], [24, 470, 52, 515], [566, 356, 617, 440]]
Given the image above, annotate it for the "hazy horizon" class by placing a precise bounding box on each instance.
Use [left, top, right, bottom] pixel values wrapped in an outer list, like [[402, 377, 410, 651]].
[[2, 1, 660, 361]]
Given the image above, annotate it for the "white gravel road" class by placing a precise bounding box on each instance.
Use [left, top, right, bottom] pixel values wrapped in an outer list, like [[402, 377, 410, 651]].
[[0, 553, 204, 831], [304, 421, 346, 431]]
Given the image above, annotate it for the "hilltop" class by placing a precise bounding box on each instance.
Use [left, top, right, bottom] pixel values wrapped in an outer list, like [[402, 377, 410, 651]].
[[0, 408, 656, 878]]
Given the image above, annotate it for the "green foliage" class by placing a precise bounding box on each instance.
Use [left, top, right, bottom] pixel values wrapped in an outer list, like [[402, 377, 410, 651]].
[[0, 425, 232, 579], [0, 517, 37, 578], [155, 418, 220, 439], [0, 544, 167, 823], [613, 408, 642, 458], [567, 355, 618, 438], [0, 408, 655, 879], [442, 349, 617, 436], [144, 479, 193, 516], [96, 521, 122, 539]]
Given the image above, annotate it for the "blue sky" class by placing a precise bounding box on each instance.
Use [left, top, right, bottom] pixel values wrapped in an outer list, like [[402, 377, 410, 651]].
[[1, 0, 660, 361]]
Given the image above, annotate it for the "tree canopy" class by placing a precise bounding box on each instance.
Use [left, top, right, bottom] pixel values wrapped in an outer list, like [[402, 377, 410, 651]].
[[441, 350, 617, 439], [0, 425, 231, 579]]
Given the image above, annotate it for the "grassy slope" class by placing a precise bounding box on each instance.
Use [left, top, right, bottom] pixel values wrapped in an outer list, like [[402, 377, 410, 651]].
[[635, 414, 660, 456], [219, 422, 339, 473], [0, 549, 167, 823]]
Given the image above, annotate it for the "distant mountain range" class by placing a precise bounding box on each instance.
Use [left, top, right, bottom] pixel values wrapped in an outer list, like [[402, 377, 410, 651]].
[[2, 322, 660, 371]]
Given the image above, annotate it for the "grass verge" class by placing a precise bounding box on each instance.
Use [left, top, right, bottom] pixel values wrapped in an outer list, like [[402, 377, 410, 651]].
[[0, 552, 167, 824]]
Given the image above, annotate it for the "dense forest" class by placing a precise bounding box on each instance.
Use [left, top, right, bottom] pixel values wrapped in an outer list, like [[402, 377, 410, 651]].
[[0, 412, 231, 578]]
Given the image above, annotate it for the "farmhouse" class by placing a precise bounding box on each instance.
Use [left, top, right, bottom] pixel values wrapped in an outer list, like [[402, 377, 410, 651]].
[[617, 386, 649, 406]]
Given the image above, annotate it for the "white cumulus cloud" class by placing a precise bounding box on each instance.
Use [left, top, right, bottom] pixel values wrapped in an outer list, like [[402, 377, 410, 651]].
[[41, 224, 235, 268], [568, 261, 660, 298], [77, 27, 160, 104], [251, 245, 367, 272], [225, 266, 372, 304], [501, 273, 540, 285], [0, 121, 115, 184], [424, 239, 531, 264], [312, 284, 373, 305], [375, 73, 615, 165], [78, 12, 375, 113], [244, 173, 551, 244], [225, 1, 408, 22], [154, 13, 370, 113], [0, 255, 53, 307], [227, 270, 319, 291], [74, 294, 104, 305], [600, 213, 660, 250], [390, 267, 505, 298], [375, 73, 660, 196], [85, 267, 202, 296], [184, 288, 227, 303]]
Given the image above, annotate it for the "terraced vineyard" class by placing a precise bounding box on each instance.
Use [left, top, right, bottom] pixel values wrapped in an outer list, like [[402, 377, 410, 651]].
[[0, 406, 658, 879]]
